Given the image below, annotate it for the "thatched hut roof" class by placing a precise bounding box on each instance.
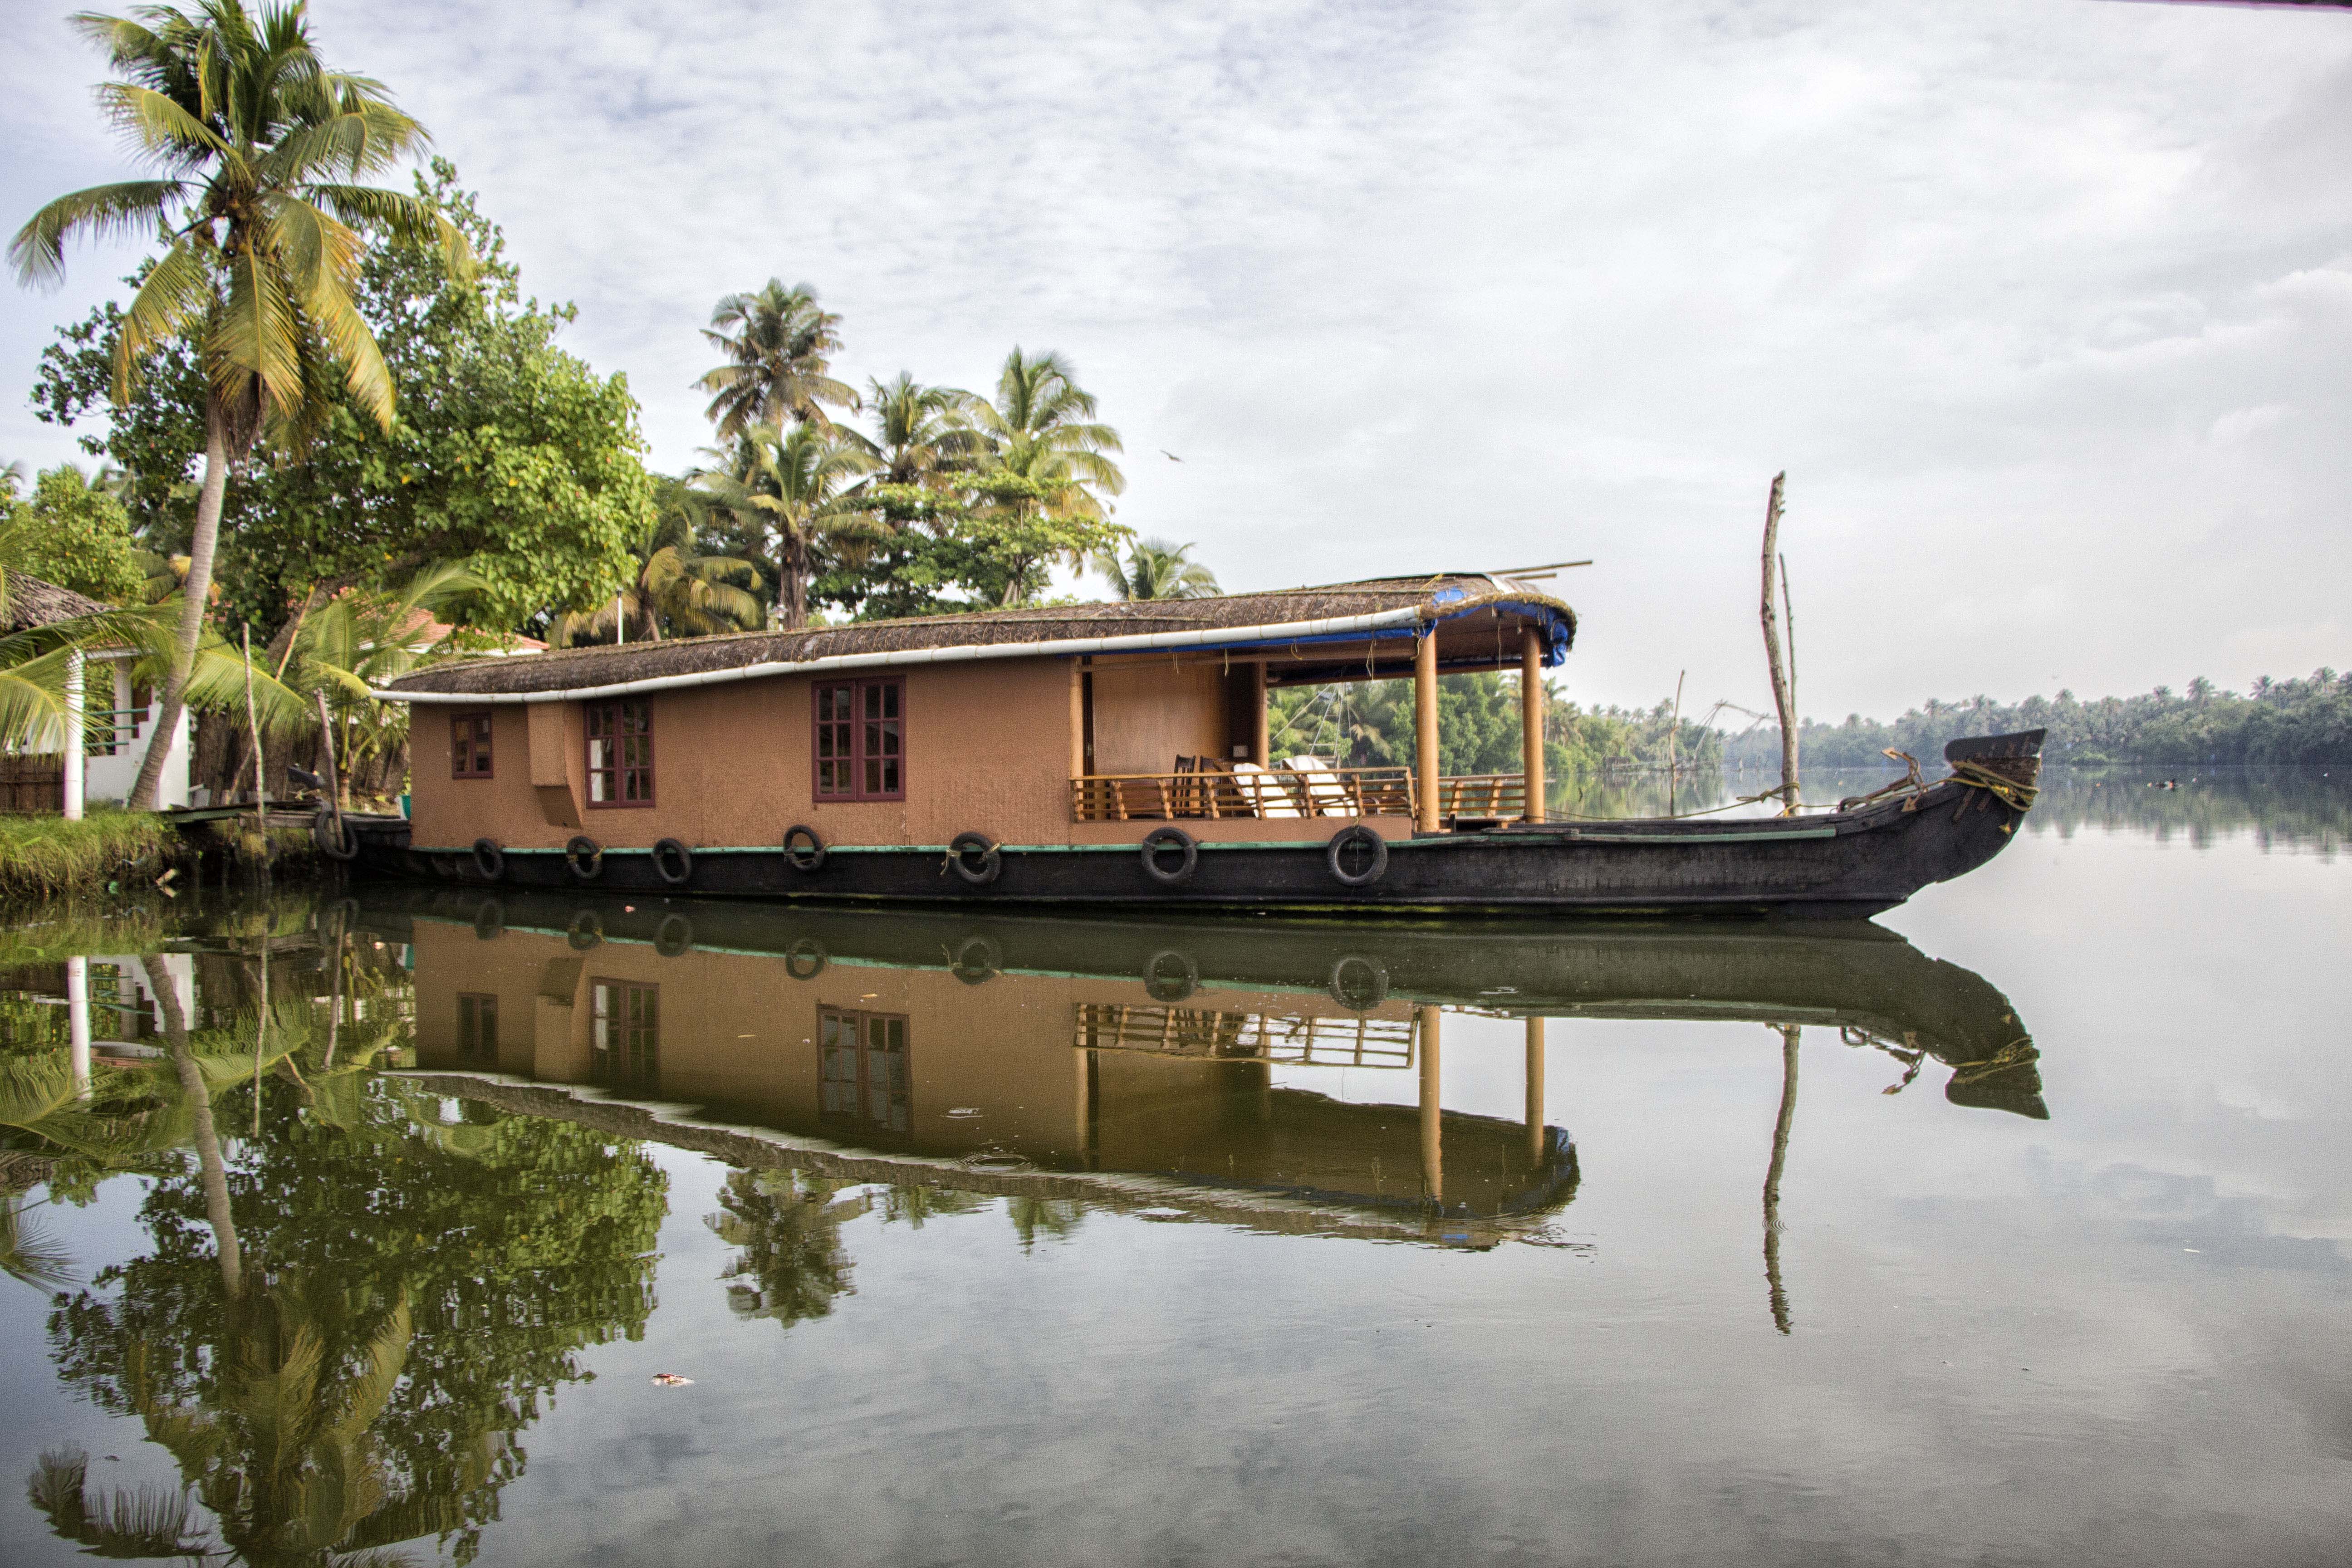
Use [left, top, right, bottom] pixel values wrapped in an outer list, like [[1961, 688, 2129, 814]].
[[383, 575, 1578, 704], [1, 572, 109, 633]]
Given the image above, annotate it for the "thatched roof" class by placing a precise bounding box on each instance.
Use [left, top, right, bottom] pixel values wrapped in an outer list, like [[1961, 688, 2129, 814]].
[[384, 574, 1578, 701], [1, 572, 109, 633]]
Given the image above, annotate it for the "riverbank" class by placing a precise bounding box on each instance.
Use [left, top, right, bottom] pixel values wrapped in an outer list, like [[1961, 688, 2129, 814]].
[[0, 809, 318, 899]]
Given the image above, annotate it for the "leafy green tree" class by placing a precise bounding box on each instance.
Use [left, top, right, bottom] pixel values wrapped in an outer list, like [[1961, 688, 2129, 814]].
[[34, 164, 647, 640], [855, 371, 982, 485], [696, 425, 879, 629], [0, 465, 148, 604], [696, 279, 856, 438], [10, 0, 467, 810], [1093, 535, 1218, 601]]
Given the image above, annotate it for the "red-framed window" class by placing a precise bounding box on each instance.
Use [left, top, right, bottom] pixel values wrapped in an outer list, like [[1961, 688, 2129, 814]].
[[452, 712, 494, 779], [585, 700, 654, 808], [813, 678, 903, 800], [819, 1006, 909, 1134], [591, 980, 658, 1093]]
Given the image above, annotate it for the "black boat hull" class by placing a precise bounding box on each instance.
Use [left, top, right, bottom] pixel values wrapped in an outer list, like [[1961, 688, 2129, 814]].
[[355, 733, 2043, 920]]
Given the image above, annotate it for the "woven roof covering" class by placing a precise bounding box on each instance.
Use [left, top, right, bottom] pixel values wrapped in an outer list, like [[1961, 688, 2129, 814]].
[[386, 575, 1578, 699], [2, 572, 110, 633]]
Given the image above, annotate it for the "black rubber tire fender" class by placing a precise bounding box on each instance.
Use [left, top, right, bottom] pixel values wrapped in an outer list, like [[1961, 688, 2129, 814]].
[[1328, 953, 1390, 1010], [952, 933, 1003, 985], [566, 910, 604, 951], [654, 913, 695, 958], [784, 937, 828, 980], [470, 837, 505, 882], [651, 837, 694, 887], [314, 808, 358, 862], [564, 834, 603, 881], [1143, 948, 1199, 1003], [472, 899, 505, 941], [783, 823, 827, 872], [1139, 826, 1198, 887], [947, 832, 1002, 886], [1325, 825, 1388, 887]]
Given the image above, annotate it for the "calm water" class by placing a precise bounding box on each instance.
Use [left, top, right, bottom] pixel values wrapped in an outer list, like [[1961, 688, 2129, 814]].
[[3, 768, 2347, 1566]]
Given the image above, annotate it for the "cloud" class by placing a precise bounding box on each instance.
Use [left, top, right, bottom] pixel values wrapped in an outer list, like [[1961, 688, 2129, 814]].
[[4, 0, 2348, 713]]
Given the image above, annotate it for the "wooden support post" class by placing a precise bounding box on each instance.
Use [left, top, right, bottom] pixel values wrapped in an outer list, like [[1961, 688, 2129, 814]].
[[1418, 1004, 1443, 1207], [1415, 630, 1440, 833], [1068, 661, 1086, 781], [1520, 628, 1544, 824], [1250, 661, 1269, 764], [1524, 1015, 1546, 1167]]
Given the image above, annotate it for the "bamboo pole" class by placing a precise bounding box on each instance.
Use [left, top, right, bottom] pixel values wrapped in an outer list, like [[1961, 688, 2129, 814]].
[[1414, 631, 1440, 833], [1759, 474, 1798, 813], [1668, 668, 1685, 816], [1520, 628, 1545, 823]]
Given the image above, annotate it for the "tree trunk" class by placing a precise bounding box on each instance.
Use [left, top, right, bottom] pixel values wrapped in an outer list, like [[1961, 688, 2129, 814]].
[[127, 397, 230, 810], [784, 533, 808, 630], [1759, 472, 1799, 813], [144, 953, 241, 1299]]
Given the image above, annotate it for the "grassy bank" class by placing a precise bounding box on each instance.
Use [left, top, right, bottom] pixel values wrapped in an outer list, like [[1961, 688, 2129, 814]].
[[0, 810, 186, 898]]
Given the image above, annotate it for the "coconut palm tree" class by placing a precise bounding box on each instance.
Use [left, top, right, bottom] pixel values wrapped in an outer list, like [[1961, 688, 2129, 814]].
[[857, 371, 981, 490], [550, 484, 764, 647], [694, 426, 879, 630], [10, 0, 466, 812], [696, 279, 857, 439], [1093, 536, 1218, 601], [970, 348, 1126, 521]]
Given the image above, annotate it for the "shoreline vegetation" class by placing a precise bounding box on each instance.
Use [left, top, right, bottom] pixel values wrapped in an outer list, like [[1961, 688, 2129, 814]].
[[1721, 670, 2351, 769], [0, 808, 314, 900]]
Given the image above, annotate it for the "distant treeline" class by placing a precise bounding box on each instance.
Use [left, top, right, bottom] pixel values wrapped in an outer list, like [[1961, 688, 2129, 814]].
[[1719, 669, 2352, 769], [2014, 770, 2347, 857], [1270, 675, 1721, 779]]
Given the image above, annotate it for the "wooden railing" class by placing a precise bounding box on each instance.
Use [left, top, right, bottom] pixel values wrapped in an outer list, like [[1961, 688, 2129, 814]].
[[1070, 769, 1534, 823], [1072, 766, 1416, 823], [1076, 1004, 1416, 1068], [1435, 773, 1528, 820]]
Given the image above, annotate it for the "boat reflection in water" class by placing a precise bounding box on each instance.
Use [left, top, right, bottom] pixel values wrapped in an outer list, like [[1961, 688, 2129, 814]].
[[370, 890, 2045, 1250]]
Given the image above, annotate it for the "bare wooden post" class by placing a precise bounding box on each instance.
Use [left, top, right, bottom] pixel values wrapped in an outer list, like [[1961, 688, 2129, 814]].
[[1668, 668, 1685, 816], [1418, 1004, 1443, 1206], [1524, 1015, 1546, 1166], [1759, 474, 1799, 813], [1520, 627, 1545, 824], [1763, 1022, 1800, 1334], [1414, 630, 1440, 833], [1068, 661, 1085, 784]]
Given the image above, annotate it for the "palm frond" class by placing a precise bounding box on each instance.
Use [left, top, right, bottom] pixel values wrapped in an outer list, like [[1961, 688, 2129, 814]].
[[92, 80, 231, 165], [8, 180, 183, 285]]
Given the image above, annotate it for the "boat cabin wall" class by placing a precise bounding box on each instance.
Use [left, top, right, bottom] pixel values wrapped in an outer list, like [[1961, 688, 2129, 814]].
[[408, 651, 1408, 851]]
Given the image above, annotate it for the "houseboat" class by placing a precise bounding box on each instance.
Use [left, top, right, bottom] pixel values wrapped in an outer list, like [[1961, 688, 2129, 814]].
[[368, 575, 2043, 917], [363, 887, 2043, 1245]]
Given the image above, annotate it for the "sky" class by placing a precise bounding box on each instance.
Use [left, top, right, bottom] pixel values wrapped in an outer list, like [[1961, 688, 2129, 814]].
[[3, 0, 2348, 721]]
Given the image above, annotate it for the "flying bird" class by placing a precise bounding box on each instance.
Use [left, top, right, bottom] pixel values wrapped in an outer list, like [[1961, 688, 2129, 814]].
[[1161, 450, 1183, 462]]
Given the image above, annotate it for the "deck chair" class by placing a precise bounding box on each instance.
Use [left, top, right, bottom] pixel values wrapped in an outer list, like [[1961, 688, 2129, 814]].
[[1284, 755, 1354, 816], [1232, 761, 1302, 818]]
